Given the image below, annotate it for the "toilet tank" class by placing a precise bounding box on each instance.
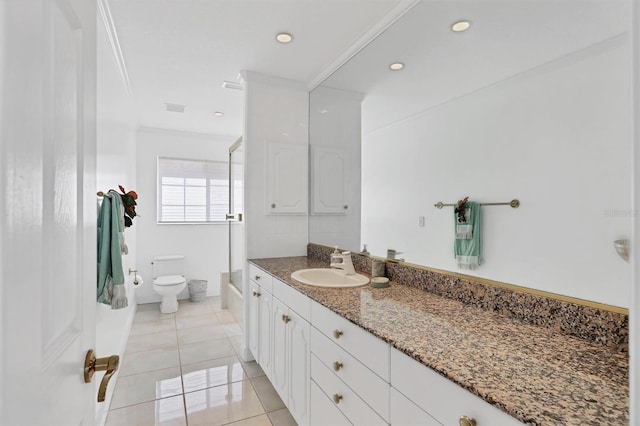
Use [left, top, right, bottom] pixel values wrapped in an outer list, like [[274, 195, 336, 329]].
[[152, 255, 185, 278]]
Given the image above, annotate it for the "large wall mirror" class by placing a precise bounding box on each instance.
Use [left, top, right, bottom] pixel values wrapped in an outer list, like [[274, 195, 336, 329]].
[[309, 0, 632, 308]]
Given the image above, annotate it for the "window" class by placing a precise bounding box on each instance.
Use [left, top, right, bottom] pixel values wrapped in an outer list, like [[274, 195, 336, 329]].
[[157, 157, 229, 223]]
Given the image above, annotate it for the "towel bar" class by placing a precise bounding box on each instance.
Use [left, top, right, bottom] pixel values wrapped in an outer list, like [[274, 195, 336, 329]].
[[434, 199, 520, 209]]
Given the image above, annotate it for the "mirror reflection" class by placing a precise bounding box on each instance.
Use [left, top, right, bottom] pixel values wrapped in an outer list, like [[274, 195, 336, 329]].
[[309, 0, 631, 307]]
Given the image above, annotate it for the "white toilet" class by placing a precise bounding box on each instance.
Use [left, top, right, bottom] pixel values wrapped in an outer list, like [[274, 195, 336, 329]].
[[152, 255, 187, 314]]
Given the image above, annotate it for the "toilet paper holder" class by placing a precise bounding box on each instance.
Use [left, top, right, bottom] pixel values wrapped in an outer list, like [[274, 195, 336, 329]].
[[128, 268, 140, 285]]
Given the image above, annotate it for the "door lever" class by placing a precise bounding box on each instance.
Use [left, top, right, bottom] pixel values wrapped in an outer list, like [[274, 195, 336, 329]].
[[84, 349, 120, 402], [225, 213, 243, 222]]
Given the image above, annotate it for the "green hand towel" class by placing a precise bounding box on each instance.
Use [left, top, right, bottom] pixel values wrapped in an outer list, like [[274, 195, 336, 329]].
[[97, 191, 128, 309], [454, 201, 482, 269]]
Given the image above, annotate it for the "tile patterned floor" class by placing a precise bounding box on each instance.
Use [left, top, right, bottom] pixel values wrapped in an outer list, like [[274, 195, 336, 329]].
[[106, 297, 297, 426]]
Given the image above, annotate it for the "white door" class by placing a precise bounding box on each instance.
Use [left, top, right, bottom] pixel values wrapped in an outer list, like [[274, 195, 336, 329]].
[[0, 0, 97, 424]]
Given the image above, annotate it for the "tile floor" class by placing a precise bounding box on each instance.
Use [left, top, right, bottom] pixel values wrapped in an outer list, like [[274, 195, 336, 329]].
[[106, 297, 297, 426]]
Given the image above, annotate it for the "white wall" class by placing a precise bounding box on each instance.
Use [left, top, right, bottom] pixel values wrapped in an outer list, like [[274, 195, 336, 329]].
[[362, 37, 632, 308], [243, 72, 310, 259], [135, 127, 235, 304]]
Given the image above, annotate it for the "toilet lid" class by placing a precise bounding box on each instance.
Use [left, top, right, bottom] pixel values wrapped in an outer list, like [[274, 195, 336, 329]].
[[154, 275, 186, 286]]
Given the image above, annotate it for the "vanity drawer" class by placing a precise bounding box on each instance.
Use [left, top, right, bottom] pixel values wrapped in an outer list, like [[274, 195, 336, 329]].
[[311, 355, 387, 426], [310, 380, 351, 426], [391, 348, 523, 426], [311, 327, 389, 421], [311, 301, 390, 381], [273, 278, 311, 321], [390, 388, 442, 426], [249, 264, 273, 293]]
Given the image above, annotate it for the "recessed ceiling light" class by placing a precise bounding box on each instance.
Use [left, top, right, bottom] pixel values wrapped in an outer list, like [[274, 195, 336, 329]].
[[276, 32, 293, 43], [451, 20, 471, 32], [389, 62, 404, 71]]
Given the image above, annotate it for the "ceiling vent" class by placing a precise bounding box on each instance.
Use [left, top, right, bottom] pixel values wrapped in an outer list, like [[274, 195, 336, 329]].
[[165, 103, 185, 113], [222, 81, 244, 90]]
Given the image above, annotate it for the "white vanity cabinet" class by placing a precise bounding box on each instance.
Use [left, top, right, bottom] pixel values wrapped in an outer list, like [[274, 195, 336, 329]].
[[271, 278, 312, 426], [248, 263, 524, 426], [390, 348, 523, 426], [390, 388, 442, 426], [309, 301, 390, 425], [247, 265, 273, 379]]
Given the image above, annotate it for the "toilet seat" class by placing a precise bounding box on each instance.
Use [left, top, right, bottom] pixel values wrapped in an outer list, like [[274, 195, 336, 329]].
[[154, 275, 186, 286]]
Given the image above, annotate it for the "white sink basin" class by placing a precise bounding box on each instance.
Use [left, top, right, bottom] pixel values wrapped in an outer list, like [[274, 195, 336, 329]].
[[291, 268, 370, 288]]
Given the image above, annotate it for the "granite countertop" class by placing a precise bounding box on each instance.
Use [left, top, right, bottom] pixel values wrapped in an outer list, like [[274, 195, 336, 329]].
[[249, 256, 629, 426]]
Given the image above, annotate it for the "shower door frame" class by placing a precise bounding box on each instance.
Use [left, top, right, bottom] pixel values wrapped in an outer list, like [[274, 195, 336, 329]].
[[227, 137, 244, 294]]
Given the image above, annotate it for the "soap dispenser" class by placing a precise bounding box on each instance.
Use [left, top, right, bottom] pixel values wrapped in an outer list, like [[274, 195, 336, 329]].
[[331, 246, 342, 265]]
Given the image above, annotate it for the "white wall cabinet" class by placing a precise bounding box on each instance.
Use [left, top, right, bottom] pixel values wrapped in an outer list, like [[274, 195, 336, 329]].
[[267, 142, 308, 214], [311, 146, 348, 214]]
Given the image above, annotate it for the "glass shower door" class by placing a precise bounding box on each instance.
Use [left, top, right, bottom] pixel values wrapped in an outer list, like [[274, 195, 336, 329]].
[[228, 138, 244, 293]]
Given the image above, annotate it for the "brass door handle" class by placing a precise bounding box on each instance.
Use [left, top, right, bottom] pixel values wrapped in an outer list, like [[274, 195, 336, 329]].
[[459, 416, 477, 426], [84, 349, 120, 402]]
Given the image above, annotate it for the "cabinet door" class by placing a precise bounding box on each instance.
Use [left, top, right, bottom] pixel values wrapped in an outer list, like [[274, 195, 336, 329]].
[[272, 297, 289, 400], [248, 283, 261, 361], [258, 289, 273, 379], [288, 310, 311, 426], [268, 142, 308, 214], [311, 146, 348, 214]]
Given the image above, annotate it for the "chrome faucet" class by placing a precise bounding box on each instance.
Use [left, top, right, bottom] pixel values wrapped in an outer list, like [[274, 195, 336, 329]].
[[386, 249, 404, 262], [330, 251, 356, 275]]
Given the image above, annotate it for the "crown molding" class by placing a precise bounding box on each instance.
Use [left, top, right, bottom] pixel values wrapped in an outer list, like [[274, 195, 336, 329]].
[[98, 0, 133, 96], [307, 0, 421, 91]]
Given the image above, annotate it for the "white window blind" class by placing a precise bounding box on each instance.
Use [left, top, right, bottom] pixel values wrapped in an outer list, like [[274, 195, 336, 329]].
[[157, 157, 229, 223]]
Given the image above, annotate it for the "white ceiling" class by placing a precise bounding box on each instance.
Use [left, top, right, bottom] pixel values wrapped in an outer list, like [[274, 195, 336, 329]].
[[316, 0, 631, 133], [107, 0, 406, 136]]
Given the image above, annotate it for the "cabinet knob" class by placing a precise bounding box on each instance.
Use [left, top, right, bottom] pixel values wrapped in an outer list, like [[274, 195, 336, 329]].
[[256, 292, 261, 297], [333, 361, 343, 371], [252, 291, 257, 297], [333, 329, 343, 339], [459, 416, 476, 426], [333, 393, 343, 404], [282, 314, 291, 323], [271, 203, 276, 208], [255, 275, 261, 280], [344, 205, 348, 209]]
